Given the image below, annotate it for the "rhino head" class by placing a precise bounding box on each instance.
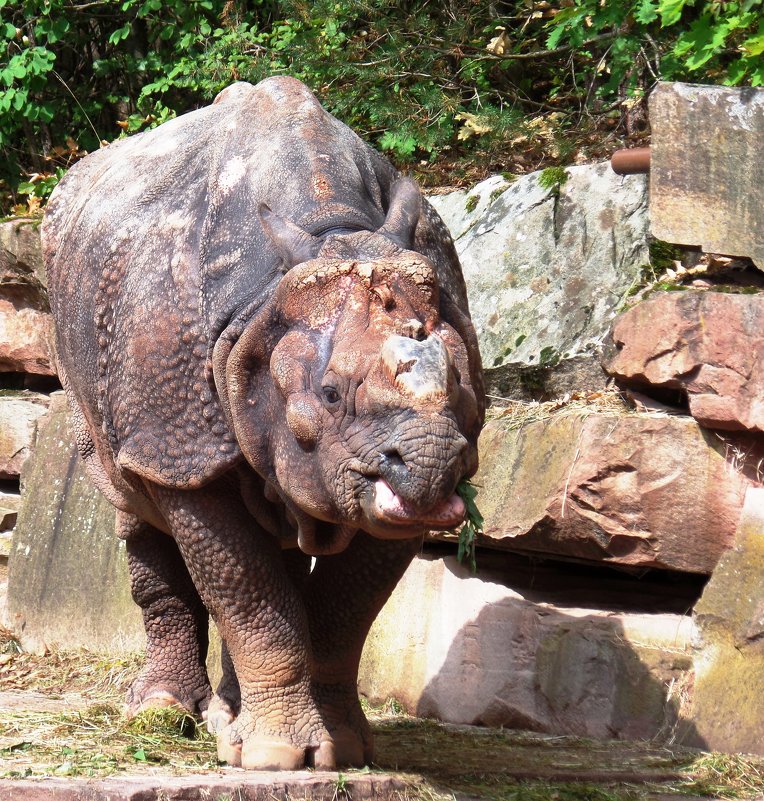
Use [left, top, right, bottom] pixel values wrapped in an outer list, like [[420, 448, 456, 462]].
[[213, 179, 483, 554]]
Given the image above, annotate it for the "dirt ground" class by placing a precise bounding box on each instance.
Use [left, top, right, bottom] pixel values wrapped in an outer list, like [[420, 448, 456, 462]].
[[2, 624, 764, 801]]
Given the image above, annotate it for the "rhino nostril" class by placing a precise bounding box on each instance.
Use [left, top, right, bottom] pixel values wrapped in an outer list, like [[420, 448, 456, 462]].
[[380, 447, 407, 470], [378, 447, 410, 494]]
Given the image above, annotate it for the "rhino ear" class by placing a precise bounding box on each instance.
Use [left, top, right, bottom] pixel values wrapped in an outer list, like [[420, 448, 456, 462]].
[[259, 204, 322, 268], [378, 177, 422, 249]]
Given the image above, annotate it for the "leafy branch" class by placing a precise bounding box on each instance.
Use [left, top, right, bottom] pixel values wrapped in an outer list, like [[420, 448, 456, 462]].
[[455, 480, 484, 575]]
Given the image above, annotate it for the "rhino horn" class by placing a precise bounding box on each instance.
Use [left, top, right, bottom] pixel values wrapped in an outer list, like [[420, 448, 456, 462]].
[[378, 177, 422, 249], [259, 204, 322, 268], [381, 332, 450, 400]]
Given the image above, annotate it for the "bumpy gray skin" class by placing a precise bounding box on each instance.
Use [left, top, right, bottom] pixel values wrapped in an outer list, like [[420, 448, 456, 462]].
[[43, 77, 484, 770]]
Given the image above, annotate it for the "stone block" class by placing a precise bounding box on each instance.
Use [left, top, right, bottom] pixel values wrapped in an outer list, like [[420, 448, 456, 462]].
[[0, 218, 54, 376], [0, 298, 55, 375], [684, 487, 764, 756], [443, 412, 750, 574], [359, 555, 693, 739], [0, 392, 50, 478], [0, 217, 46, 289], [649, 82, 764, 267], [0, 491, 21, 532], [0, 771, 411, 801], [607, 290, 764, 433], [7, 392, 143, 651], [428, 163, 649, 396]]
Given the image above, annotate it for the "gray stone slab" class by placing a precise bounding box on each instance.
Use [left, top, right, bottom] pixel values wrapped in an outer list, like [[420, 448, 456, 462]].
[[0, 772, 412, 801], [428, 164, 649, 396], [7, 393, 142, 652], [649, 82, 764, 267]]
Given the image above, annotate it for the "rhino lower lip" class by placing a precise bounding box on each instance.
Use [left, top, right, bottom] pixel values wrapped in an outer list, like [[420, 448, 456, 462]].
[[369, 478, 466, 529]]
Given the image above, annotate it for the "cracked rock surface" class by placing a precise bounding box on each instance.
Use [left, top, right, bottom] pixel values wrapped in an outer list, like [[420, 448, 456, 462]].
[[429, 164, 649, 396]]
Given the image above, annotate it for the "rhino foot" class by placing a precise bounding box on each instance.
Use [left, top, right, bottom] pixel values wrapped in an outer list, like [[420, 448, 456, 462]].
[[323, 726, 371, 767], [216, 706, 334, 770], [312, 680, 375, 767], [126, 673, 211, 718], [204, 692, 238, 734], [217, 734, 335, 771]]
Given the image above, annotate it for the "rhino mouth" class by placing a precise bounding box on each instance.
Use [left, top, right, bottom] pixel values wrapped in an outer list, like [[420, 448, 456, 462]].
[[360, 477, 466, 535]]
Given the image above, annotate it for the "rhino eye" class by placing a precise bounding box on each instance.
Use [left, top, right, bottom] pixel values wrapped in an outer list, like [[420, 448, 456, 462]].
[[322, 385, 341, 407]]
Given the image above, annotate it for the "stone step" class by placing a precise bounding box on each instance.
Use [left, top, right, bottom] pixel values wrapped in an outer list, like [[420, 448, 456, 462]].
[[360, 554, 694, 740]]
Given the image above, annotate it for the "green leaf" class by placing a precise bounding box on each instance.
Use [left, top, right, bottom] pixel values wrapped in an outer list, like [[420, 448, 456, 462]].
[[13, 88, 27, 111], [455, 480, 484, 574], [108, 24, 131, 46], [133, 748, 147, 762], [725, 57, 751, 84], [657, 0, 688, 27], [634, 0, 659, 25], [675, 14, 731, 70], [47, 17, 70, 44], [742, 30, 764, 57], [3, 22, 16, 39]]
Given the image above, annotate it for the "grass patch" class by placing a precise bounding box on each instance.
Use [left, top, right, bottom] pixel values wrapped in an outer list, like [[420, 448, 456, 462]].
[[0, 626, 142, 697], [538, 166, 569, 194], [0, 704, 217, 778]]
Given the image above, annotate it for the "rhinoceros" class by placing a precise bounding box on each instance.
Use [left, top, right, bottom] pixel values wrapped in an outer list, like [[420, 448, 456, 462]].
[[42, 76, 484, 770]]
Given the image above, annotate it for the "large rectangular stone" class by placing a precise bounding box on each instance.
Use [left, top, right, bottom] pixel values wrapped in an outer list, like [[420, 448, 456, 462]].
[[359, 555, 693, 740], [685, 487, 764, 756], [649, 82, 764, 266], [440, 413, 751, 575], [7, 392, 142, 651]]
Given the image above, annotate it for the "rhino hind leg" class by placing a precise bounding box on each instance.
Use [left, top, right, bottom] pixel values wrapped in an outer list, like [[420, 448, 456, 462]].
[[205, 639, 240, 733], [304, 533, 422, 767], [121, 511, 212, 717]]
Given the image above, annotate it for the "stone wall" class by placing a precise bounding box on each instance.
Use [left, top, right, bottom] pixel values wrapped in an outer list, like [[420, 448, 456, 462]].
[[3, 161, 764, 752], [0, 217, 59, 623]]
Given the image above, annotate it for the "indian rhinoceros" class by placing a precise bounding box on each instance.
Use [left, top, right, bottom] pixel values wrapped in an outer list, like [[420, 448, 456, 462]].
[[42, 76, 484, 771]]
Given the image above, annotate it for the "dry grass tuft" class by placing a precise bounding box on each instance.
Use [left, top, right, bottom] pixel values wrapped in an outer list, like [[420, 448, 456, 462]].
[[486, 387, 635, 431]]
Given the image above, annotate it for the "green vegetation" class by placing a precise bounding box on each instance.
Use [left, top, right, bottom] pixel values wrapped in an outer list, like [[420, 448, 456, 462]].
[[466, 194, 480, 213], [1, 0, 762, 212], [455, 479, 484, 573], [649, 239, 683, 273], [489, 186, 507, 203], [538, 166, 569, 193]]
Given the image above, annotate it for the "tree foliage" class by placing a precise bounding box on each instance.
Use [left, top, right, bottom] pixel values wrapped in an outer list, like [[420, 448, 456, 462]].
[[1, 0, 762, 211]]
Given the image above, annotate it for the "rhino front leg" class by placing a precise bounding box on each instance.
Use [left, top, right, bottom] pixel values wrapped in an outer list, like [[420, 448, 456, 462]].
[[121, 511, 212, 717], [304, 532, 422, 766], [149, 481, 332, 771], [207, 549, 310, 734]]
